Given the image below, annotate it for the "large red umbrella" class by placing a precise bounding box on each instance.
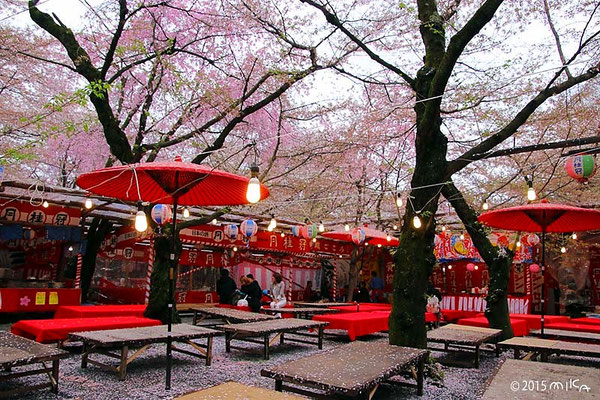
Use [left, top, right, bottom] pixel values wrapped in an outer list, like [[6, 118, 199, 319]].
[[77, 158, 268, 389], [478, 200, 600, 335], [322, 226, 399, 246]]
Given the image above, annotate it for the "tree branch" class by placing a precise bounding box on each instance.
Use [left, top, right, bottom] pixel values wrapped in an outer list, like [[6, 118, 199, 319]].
[[100, 0, 128, 79]]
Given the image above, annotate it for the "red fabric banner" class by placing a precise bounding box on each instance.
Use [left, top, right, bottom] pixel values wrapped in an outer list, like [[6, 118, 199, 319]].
[[0, 199, 81, 227]]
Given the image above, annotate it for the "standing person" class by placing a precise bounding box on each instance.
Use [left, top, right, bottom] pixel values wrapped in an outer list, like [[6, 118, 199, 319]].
[[370, 271, 385, 303], [216, 268, 236, 305], [270, 272, 286, 317], [303, 281, 315, 302], [243, 274, 263, 312]]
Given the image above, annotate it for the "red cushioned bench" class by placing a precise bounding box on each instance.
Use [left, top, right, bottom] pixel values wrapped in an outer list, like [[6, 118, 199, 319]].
[[329, 304, 392, 313], [571, 317, 600, 326], [440, 309, 480, 323], [53, 305, 146, 319], [509, 314, 570, 331], [313, 311, 389, 341], [545, 322, 600, 334], [457, 316, 529, 337], [11, 316, 161, 344]]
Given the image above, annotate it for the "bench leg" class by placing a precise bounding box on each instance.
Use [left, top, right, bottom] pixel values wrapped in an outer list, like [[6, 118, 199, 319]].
[[514, 349, 521, 359], [206, 336, 213, 366], [264, 335, 270, 360], [318, 326, 323, 350], [193, 310, 198, 325], [118, 346, 129, 381], [81, 343, 88, 368], [51, 359, 59, 394], [541, 351, 548, 362], [495, 338, 500, 357], [280, 332, 285, 345], [275, 379, 282, 392], [417, 356, 425, 396], [474, 344, 480, 368], [225, 332, 232, 353]]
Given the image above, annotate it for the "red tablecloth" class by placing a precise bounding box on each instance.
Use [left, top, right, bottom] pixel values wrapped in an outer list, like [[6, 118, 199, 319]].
[[0, 288, 81, 313], [11, 316, 161, 343], [329, 304, 392, 313], [441, 309, 480, 322], [425, 312, 439, 323], [457, 316, 529, 336], [571, 317, 600, 326], [545, 322, 600, 334], [54, 304, 146, 319], [313, 311, 389, 341], [509, 314, 570, 331]]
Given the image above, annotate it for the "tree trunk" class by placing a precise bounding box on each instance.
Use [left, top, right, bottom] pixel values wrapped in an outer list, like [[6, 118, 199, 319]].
[[80, 217, 112, 302], [442, 181, 514, 338], [144, 233, 180, 323], [346, 246, 364, 302]]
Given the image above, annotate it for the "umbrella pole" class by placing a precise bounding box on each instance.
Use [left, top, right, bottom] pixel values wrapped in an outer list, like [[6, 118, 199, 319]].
[[166, 195, 178, 390], [541, 228, 546, 338]]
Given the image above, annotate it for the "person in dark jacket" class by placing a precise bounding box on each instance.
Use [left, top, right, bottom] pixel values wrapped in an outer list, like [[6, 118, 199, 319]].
[[216, 268, 237, 305], [241, 274, 263, 312]]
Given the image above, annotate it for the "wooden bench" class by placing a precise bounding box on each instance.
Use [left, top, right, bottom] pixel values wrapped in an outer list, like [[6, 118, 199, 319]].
[[217, 318, 328, 360], [261, 341, 428, 398], [482, 359, 598, 399], [499, 336, 600, 363], [176, 381, 304, 399], [0, 331, 68, 397], [191, 306, 275, 326], [69, 324, 220, 380], [261, 306, 340, 319], [427, 324, 502, 368], [530, 328, 600, 344]]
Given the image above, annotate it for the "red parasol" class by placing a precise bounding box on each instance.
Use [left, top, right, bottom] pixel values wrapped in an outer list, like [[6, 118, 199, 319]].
[[77, 157, 269, 389], [322, 226, 399, 246], [478, 199, 600, 335]]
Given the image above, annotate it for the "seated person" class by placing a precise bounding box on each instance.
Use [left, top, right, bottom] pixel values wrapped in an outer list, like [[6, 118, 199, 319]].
[[241, 274, 262, 312], [216, 268, 237, 305]]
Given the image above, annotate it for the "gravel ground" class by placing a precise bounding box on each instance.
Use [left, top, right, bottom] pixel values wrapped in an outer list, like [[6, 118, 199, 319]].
[[1, 319, 598, 399]]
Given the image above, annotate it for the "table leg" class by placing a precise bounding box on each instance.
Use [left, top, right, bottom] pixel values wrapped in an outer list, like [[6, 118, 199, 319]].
[[280, 332, 285, 345], [541, 351, 548, 362], [417, 356, 424, 396], [514, 348, 521, 359], [474, 344, 480, 368], [275, 379, 282, 392], [318, 326, 323, 349], [264, 335, 270, 360], [51, 359, 59, 394], [193, 310, 198, 325], [81, 343, 88, 368], [119, 346, 129, 381], [495, 338, 500, 357], [206, 336, 213, 366], [225, 332, 232, 353], [444, 342, 449, 351]]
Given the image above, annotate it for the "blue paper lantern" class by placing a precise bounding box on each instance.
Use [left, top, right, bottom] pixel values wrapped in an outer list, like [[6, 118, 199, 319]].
[[240, 219, 258, 239], [150, 204, 172, 225], [224, 224, 239, 240]]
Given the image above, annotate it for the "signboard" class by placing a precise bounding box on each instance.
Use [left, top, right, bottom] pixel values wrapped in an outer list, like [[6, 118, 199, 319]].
[[0, 199, 81, 227], [434, 231, 533, 262]]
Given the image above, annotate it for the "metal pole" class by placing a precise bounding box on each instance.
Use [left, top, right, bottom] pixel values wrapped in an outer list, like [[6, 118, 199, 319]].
[[166, 174, 179, 390], [540, 228, 546, 338]]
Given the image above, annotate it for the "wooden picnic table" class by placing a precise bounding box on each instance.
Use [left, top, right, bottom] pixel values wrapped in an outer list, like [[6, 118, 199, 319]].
[[482, 359, 599, 399], [261, 306, 340, 319], [293, 302, 354, 308], [191, 306, 275, 325], [261, 341, 428, 398], [0, 331, 68, 397], [69, 324, 220, 380], [176, 381, 304, 399], [530, 328, 600, 344], [499, 336, 600, 362], [427, 324, 502, 368], [217, 318, 328, 360]]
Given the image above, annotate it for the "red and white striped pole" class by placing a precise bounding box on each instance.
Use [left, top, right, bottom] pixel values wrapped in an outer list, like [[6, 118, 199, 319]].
[[332, 265, 337, 301], [287, 269, 293, 302], [74, 253, 83, 288], [144, 237, 155, 304]]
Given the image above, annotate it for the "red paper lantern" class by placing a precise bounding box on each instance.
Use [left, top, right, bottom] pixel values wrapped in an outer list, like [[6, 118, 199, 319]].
[[529, 263, 540, 273], [466, 263, 475, 272]]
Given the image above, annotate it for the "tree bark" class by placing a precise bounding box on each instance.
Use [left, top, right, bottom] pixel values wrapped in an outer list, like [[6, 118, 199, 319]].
[[144, 232, 180, 323], [80, 217, 112, 302]]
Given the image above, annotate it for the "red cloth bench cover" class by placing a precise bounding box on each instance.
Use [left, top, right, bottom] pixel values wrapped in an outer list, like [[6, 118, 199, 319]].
[[440, 310, 480, 322], [313, 311, 389, 341], [425, 312, 438, 323], [54, 305, 146, 319], [570, 317, 600, 326], [545, 322, 600, 334], [457, 316, 529, 336], [215, 304, 252, 312], [509, 314, 570, 331], [11, 316, 161, 343], [329, 304, 392, 313]]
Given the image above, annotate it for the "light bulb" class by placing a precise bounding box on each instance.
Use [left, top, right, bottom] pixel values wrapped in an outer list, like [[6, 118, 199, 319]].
[[413, 215, 422, 229], [212, 218, 217, 225], [527, 186, 536, 201], [312, 238, 317, 243], [377, 244, 382, 248], [42, 200, 49, 208], [482, 201, 489, 211], [280, 232, 285, 237], [396, 195, 403, 208], [233, 246, 238, 252], [339, 255, 342, 258], [474, 265, 479, 270], [572, 233, 577, 240], [448, 265, 452, 270], [393, 225, 398, 230], [267, 225, 274, 232], [68, 245, 73, 252], [386, 234, 391, 242], [270, 218, 277, 230], [183, 208, 190, 218], [441, 226, 446, 232], [318, 222, 325, 232], [84, 198, 93, 209], [246, 177, 261, 203], [460, 233, 465, 240], [135, 210, 148, 232], [344, 224, 350, 231], [561, 246, 567, 253], [516, 241, 521, 248]]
